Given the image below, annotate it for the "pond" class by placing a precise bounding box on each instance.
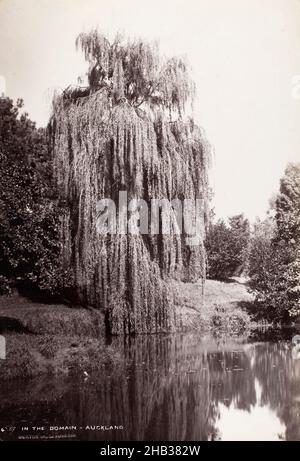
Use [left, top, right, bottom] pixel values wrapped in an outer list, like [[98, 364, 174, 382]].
[[0, 331, 300, 441]]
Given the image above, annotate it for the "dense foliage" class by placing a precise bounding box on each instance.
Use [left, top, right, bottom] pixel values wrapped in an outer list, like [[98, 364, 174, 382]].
[[205, 214, 250, 280], [0, 97, 65, 296], [249, 164, 300, 322]]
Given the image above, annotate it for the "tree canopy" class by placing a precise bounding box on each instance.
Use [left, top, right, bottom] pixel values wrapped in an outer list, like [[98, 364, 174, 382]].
[[73, 31, 195, 117]]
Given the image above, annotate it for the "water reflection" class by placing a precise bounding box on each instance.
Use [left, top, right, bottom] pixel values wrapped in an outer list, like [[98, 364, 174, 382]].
[[0, 333, 300, 441]]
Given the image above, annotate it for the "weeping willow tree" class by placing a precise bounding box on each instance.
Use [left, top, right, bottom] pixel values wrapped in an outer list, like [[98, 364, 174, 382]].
[[50, 31, 210, 334]]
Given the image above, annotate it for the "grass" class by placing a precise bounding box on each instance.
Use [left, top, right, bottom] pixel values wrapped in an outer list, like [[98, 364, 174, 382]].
[[0, 295, 121, 380], [0, 294, 104, 336], [175, 278, 256, 334]]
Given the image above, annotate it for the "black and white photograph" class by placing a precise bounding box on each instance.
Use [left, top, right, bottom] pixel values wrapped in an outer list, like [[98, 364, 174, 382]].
[[0, 0, 300, 448]]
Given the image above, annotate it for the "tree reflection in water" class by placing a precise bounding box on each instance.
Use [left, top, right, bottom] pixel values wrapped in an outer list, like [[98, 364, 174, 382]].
[[0, 333, 299, 441]]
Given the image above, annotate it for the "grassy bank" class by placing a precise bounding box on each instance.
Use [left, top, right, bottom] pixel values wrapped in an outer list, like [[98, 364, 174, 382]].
[[0, 280, 256, 380], [175, 278, 255, 334], [0, 295, 121, 380]]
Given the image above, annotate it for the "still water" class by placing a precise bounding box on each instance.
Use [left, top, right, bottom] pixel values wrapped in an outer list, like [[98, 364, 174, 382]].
[[0, 332, 300, 441]]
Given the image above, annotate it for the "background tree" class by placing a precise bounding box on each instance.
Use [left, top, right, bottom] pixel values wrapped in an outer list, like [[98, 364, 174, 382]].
[[248, 217, 274, 285], [248, 164, 300, 322], [205, 214, 250, 280], [0, 97, 67, 296]]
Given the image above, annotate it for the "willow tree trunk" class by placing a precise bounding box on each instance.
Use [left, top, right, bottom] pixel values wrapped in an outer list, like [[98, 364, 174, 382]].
[[50, 90, 209, 334]]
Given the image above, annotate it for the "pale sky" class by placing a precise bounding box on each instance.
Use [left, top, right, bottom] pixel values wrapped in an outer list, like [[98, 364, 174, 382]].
[[0, 0, 300, 221]]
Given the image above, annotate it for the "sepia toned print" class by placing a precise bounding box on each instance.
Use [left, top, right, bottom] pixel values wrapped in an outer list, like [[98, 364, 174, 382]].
[[0, 0, 299, 444]]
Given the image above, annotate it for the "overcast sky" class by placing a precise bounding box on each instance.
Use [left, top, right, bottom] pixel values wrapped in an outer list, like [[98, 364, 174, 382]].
[[0, 0, 300, 221]]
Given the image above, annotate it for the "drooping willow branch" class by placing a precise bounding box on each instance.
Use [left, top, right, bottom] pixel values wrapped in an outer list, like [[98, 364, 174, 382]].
[[74, 30, 195, 117]]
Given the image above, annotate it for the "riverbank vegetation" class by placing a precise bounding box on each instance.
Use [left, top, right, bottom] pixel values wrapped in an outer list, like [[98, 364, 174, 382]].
[[0, 294, 118, 379], [0, 280, 254, 379], [175, 279, 254, 335]]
